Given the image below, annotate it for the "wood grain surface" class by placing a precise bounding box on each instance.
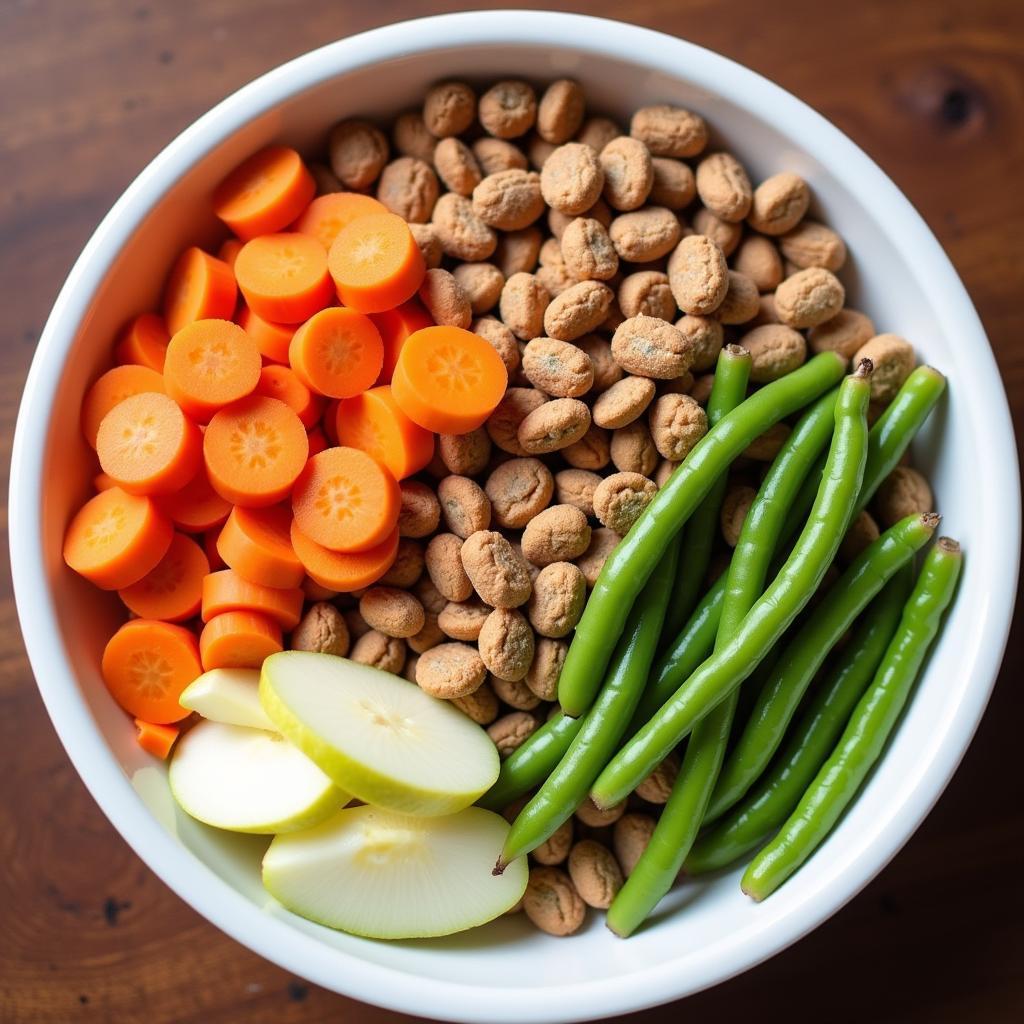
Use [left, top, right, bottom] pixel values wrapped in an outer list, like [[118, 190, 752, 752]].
[[2, 1, 1023, 1021]]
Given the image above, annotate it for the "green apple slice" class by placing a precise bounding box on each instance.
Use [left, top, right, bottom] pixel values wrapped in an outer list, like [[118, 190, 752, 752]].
[[179, 668, 275, 731], [259, 651, 499, 816], [263, 804, 527, 938], [169, 720, 348, 834]]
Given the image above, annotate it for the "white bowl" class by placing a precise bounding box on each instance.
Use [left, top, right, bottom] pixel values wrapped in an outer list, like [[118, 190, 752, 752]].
[[10, 11, 1019, 1022]]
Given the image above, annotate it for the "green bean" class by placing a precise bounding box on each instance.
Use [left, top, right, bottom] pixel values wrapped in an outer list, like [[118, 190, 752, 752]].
[[742, 538, 962, 900], [591, 362, 871, 809], [476, 713, 583, 812], [557, 351, 847, 718], [661, 345, 752, 644], [705, 512, 940, 822], [685, 566, 912, 874], [494, 539, 680, 870]]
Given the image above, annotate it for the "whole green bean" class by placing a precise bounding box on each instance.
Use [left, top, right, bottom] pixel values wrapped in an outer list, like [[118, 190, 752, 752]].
[[591, 362, 871, 809], [476, 713, 583, 812], [705, 512, 940, 822], [558, 351, 847, 717], [661, 345, 752, 644], [685, 566, 913, 874], [495, 539, 680, 871], [742, 538, 962, 900]]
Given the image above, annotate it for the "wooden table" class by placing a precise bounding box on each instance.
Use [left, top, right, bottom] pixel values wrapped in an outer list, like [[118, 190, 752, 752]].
[[3, 1, 1022, 1020]]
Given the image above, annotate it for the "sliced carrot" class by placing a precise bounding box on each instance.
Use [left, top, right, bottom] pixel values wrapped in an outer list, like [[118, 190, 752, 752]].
[[302, 575, 338, 601], [204, 529, 226, 571], [328, 211, 425, 314], [306, 426, 328, 457], [163, 247, 237, 337], [253, 364, 324, 428], [236, 303, 295, 364], [322, 401, 340, 445], [199, 610, 283, 671], [97, 392, 202, 496], [217, 238, 244, 268], [216, 504, 303, 589], [290, 520, 399, 592], [134, 718, 180, 759], [81, 364, 165, 450], [118, 533, 209, 621], [203, 395, 308, 507], [158, 465, 233, 532], [293, 192, 387, 251], [287, 307, 383, 399], [291, 446, 400, 552], [201, 569, 304, 629], [234, 233, 333, 325], [163, 318, 261, 422], [101, 619, 202, 722], [213, 146, 316, 241], [336, 385, 434, 480], [94, 471, 118, 492], [64, 487, 173, 590], [370, 299, 433, 386], [114, 313, 169, 373], [391, 325, 508, 434]]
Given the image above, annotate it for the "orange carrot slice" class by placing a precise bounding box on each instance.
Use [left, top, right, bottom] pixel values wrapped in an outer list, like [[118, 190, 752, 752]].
[[164, 319, 261, 422], [199, 610, 283, 671], [370, 298, 433, 386], [213, 146, 316, 241], [93, 471, 118, 492], [64, 487, 174, 590], [293, 192, 387, 251], [204, 529, 226, 571], [217, 237, 244, 268], [163, 247, 237, 336], [114, 313, 169, 373], [134, 719, 180, 759], [97, 392, 203, 496], [118, 533, 209, 621], [203, 395, 308, 507], [287, 307, 383, 399], [158, 466, 233, 532], [306, 426, 328, 457], [391, 325, 508, 434], [291, 446, 400, 552], [102, 619, 202, 722], [290, 520, 399, 592], [216, 504, 303, 589], [200, 569, 304, 629], [234, 233, 333, 324], [336, 385, 434, 480], [81, 364, 165, 450], [253, 364, 324, 428], [327, 211, 425, 313], [236, 303, 295, 364]]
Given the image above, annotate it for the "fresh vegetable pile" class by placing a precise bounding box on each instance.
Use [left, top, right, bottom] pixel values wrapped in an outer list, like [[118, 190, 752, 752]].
[[62, 75, 958, 941]]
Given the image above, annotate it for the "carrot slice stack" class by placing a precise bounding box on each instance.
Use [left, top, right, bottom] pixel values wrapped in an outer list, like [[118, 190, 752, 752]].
[[200, 610, 283, 671], [81, 364, 165, 450], [216, 504, 304, 589], [163, 247, 237, 336], [114, 313, 169, 372], [294, 192, 387, 251], [118, 533, 209, 621], [201, 569, 304, 630], [336, 385, 433, 480], [370, 298, 432, 386], [290, 520, 399, 593]]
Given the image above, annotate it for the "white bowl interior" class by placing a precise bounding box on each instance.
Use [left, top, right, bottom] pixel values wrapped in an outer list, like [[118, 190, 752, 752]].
[[18, 16, 1018, 1023]]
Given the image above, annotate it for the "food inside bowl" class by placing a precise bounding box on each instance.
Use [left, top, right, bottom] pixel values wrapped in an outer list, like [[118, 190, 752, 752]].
[[60, 75, 958, 941]]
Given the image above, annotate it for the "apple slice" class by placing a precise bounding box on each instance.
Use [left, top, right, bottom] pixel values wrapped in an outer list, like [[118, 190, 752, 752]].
[[179, 668, 275, 731], [263, 804, 527, 938], [169, 720, 348, 834], [259, 651, 499, 816]]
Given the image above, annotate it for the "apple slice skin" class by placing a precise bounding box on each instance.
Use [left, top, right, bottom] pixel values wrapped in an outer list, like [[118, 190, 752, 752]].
[[169, 720, 348, 835], [263, 805, 528, 939], [259, 652, 499, 818]]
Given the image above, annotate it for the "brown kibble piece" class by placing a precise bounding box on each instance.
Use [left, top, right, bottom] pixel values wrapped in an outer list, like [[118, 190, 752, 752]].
[[532, 819, 574, 866], [409, 222, 443, 269], [740, 323, 808, 382], [721, 483, 757, 546], [473, 169, 545, 231], [675, 314, 725, 373], [576, 334, 623, 392], [779, 221, 847, 271], [418, 268, 472, 329], [689, 373, 715, 406], [592, 471, 658, 534], [592, 375, 657, 430], [392, 111, 436, 164], [450, 679, 500, 725], [536, 259, 575, 298], [618, 271, 676, 321], [478, 608, 535, 681], [692, 206, 743, 258], [609, 206, 681, 263], [654, 458, 678, 487], [425, 532, 474, 602], [841, 509, 881, 562], [576, 795, 625, 828], [486, 388, 547, 456], [733, 235, 784, 293], [809, 309, 876, 360], [359, 587, 425, 640], [309, 162, 342, 195], [696, 152, 753, 222], [522, 337, 595, 398], [379, 538, 425, 589], [485, 458, 554, 531], [479, 80, 536, 139], [416, 642, 486, 699], [527, 133, 557, 171], [613, 813, 657, 877], [407, 612, 444, 655], [350, 630, 406, 675], [743, 422, 791, 461], [560, 217, 619, 282], [494, 226, 543, 278], [599, 136, 654, 212], [439, 427, 492, 477], [747, 171, 811, 235], [650, 157, 697, 209], [433, 137, 482, 197], [517, 398, 592, 454], [452, 263, 504, 316], [715, 270, 760, 325], [526, 637, 567, 700], [576, 116, 621, 153], [499, 272, 550, 341], [423, 81, 476, 137], [527, 562, 586, 638], [610, 419, 658, 475], [611, 314, 694, 380], [554, 468, 602, 517], [473, 137, 528, 175], [343, 607, 371, 641], [432, 192, 497, 261], [437, 598, 491, 642], [649, 391, 709, 461], [376, 157, 439, 224], [668, 234, 729, 315], [413, 576, 447, 615], [568, 840, 623, 909], [461, 530, 533, 608], [537, 79, 586, 144], [523, 866, 586, 936], [473, 317, 521, 378], [328, 120, 388, 189], [437, 475, 491, 539], [540, 142, 605, 216], [398, 480, 441, 538], [634, 752, 680, 804], [290, 602, 350, 656], [488, 711, 539, 757], [752, 292, 779, 327], [630, 105, 707, 158], [775, 267, 845, 329], [522, 505, 592, 566], [874, 466, 933, 527], [562, 423, 611, 471], [854, 333, 916, 403], [575, 526, 621, 587]]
